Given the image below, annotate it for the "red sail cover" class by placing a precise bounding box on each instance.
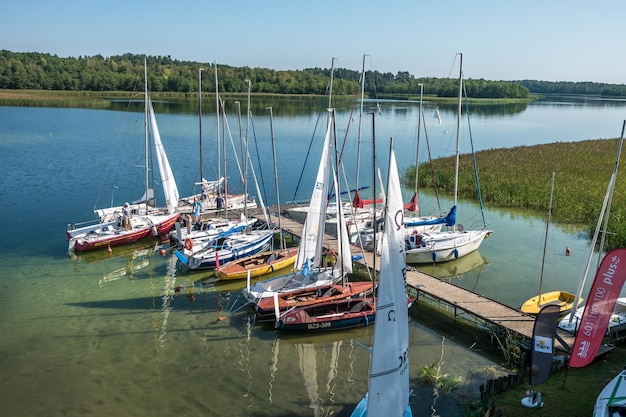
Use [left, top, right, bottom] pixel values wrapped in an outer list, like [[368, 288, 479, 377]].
[[530, 304, 560, 385], [403, 193, 418, 212], [352, 190, 364, 209], [569, 248, 626, 368], [352, 190, 383, 209]]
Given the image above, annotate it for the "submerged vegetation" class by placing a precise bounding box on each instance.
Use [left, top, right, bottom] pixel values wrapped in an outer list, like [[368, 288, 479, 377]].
[[403, 138, 626, 249]]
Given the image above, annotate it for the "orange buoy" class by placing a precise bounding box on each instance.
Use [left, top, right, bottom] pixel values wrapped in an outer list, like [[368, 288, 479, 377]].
[[565, 247, 571, 256], [160, 249, 167, 256], [184, 238, 193, 251]]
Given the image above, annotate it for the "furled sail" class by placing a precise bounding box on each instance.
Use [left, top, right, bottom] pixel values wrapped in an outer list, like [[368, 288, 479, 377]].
[[148, 97, 180, 214]]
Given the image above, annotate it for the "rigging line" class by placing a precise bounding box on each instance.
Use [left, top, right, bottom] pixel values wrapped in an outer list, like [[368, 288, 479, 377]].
[[421, 106, 443, 214], [249, 115, 269, 205], [337, 80, 361, 165], [290, 82, 331, 203], [94, 81, 141, 211], [365, 56, 382, 113], [463, 81, 488, 228]]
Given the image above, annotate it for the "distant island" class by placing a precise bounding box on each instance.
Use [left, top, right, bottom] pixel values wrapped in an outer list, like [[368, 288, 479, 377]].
[[2, 50, 625, 99]]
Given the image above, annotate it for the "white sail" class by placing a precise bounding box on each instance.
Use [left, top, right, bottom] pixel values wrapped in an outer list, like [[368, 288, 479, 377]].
[[365, 143, 411, 416], [333, 161, 353, 274], [148, 97, 180, 214], [295, 110, 333, 270]]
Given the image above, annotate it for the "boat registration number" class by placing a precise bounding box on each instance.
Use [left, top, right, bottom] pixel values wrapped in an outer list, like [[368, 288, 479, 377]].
[[308, 322, 332, 330]]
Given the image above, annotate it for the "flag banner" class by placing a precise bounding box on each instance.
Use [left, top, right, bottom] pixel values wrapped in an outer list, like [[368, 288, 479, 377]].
[[352, 190, 364, 209], [569, 248, 626, 368], [530, 304, 560, 385], [434, 107, 442, 124]]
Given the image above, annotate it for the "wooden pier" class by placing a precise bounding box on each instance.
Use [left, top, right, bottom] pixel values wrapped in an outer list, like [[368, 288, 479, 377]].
[[245, 205, 612, 356]]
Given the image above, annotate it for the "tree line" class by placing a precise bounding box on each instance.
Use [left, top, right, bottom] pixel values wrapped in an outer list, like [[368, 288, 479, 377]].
[[1, 50, 625, 98]]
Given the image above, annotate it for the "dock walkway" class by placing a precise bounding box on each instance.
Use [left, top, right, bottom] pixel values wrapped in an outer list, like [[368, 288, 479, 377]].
[[246, 205, 609, 355]]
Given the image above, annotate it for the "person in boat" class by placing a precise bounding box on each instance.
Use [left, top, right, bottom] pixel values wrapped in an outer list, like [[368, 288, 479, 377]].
[[324, 248, 337, 271], [122, 202, 132, 231], [192, 197, 202, 224]]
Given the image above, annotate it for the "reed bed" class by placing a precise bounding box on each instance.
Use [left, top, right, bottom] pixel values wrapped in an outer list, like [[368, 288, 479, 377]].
[[406, 138, 626, 248]]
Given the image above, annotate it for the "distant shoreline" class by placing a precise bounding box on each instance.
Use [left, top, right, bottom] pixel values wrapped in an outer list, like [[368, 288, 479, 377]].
[[0, 89, 535, 109]]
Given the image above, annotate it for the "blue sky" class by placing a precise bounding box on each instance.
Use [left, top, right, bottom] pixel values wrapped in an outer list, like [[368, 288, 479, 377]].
[[3, 1, 625, 84]]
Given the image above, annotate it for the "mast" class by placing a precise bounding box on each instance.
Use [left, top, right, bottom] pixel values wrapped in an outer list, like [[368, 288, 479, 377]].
[[414, 83, 424, 215], [537, 172, 555, 309], [214, 63, 221, 184], [143, 58, 149, 213], [244, 79, 251, 219], [355, 54, 366, 193], [268, 106, 284, 250], [371, 111, 377, 276], [198, 68, 204, 184], [567, 122, 625, 324], [454, 53, 463, 211], [328, 57, 336, 108]]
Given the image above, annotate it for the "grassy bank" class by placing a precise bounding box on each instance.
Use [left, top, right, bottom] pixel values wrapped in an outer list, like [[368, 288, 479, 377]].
[[486, 346, 626, 416], [405, 138, 626, 249]]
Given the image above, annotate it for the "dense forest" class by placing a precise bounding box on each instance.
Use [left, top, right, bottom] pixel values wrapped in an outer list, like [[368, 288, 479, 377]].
[[0, 50, 530, 99], [1, 50, 625, 98]]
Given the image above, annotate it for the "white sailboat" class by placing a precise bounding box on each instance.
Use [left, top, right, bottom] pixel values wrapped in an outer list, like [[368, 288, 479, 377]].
[[520, 172, 582, 315], [242, 108, 350, 302], [405, 53, 492, 264], [593, 368, 626, 417], [67, 59, 181, 252], [177, 63, 256, 216], [352, 139, 412, 417]]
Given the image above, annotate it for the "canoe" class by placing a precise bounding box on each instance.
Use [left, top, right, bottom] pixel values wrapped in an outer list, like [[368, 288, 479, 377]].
[[255, 280, 374, 322], [593, 368, 626, 417], [520, 290, 583, 315], [218, 247, 299, 280]]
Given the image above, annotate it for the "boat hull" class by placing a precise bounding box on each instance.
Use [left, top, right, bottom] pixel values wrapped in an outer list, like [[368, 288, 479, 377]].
[[69, 213, 180, 252], [351, 394, 413, 417], [218, 247, 299, 280], [405, 229, 491, 264], [184, 231, 275, 270], [520, 290, 583, 315], [278, 298, 376, 332], [255, 280, 374, 322], [559, 297, 626, 334], [242, 267, 343, 302], [594, 369, 626, 417]]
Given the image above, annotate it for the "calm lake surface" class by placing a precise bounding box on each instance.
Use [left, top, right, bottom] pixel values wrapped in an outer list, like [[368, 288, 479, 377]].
[[1, 95, 626, 416]]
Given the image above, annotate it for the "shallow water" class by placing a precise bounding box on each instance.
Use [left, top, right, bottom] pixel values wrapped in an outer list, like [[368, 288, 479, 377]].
[[0, 100, 619, 416]]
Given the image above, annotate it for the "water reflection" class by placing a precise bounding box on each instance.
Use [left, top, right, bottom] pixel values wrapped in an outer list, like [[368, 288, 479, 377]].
[[414, 250, 489, 281]]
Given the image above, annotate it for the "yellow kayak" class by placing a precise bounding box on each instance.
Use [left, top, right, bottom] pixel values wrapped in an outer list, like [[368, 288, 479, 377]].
[[218, 247, 299, 280], [520, 290, 583, 315]]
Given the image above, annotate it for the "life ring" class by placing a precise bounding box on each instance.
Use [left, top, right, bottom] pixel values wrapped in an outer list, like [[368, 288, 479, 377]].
[[184, 238, 194, 251]]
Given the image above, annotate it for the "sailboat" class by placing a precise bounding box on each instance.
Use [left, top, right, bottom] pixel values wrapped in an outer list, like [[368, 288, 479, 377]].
[[67, 59, 181, 252], [277, 161, 381, 331], [351, 139, 413, 417], [242, 108, 350, 303], [520, 172, 583, 315], [593, 368, 626, 417], [177, 63, 256, 217], [404, 53, 492, 264], [217, 107, 299, 280]]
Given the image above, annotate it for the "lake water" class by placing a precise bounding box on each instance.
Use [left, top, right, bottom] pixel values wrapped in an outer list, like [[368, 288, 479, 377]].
[[1, 95, 625, 416]]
